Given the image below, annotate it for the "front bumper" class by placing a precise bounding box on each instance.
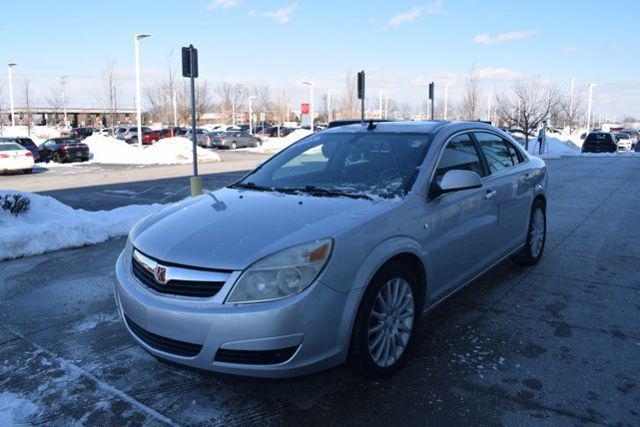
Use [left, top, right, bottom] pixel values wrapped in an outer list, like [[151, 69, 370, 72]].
[[114, 250, 360, 378]]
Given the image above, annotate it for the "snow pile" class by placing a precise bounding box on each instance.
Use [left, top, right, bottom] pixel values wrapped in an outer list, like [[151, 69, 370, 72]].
[[522, 133, 640, 158], [0, 191, 162, 261], [83, 135, 221, 165], [1, 125, 61, 143], [243, 129, 313, 154]]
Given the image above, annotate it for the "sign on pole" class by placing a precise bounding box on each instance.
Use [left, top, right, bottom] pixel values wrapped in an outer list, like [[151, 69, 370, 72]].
[[182, 44, 201, 196], [357, 71, 365, 124], [428, 82, 435, 120]]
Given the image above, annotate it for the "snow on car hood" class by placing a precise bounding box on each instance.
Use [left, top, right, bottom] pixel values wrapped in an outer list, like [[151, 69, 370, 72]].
[[130, 187, 397, 270]]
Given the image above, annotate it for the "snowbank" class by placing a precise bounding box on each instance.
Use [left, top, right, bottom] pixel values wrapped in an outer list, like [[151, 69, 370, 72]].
[[1, 125, 61, 143], [519, 132, 640, 159], [83, 135, 221, 165], [0, 191, 162, 261], [243, 129, 313, 154]]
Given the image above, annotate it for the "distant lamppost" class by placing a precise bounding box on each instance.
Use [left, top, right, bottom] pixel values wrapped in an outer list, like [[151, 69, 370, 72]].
[[586, 83, 596, 133], [7, 63, 17, 126], [327, 89, 333, 124], [60, 75, 69, 128], [378, 90, 387, 119], [134, 33, 152, 145], [248, 96, 255, 134], [444, 83, 452, 120]]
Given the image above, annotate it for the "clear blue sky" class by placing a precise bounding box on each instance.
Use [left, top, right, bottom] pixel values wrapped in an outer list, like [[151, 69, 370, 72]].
[[1, 0, 638, 118]]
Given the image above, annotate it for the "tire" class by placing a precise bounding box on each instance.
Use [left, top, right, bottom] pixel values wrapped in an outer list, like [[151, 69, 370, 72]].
[[513, 199, 546, 266], [230, 142, 237, 150], [348, 260, 422, 377], [23, 168, 33, 174], [52, 152, 62, 163]]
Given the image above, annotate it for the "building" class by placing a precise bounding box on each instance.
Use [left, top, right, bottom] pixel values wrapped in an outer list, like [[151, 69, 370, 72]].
[[1, 106, 137, 128]]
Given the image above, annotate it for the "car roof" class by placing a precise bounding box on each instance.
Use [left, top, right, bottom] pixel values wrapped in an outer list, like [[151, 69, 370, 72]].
[[320, 120, 499, 136]]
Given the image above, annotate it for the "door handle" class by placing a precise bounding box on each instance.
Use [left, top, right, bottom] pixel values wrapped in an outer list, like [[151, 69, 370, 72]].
[[523, 173, 532, 183], [484, 189, 496, 200]]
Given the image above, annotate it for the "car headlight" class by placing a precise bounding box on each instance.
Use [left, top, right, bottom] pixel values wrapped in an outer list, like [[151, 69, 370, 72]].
[[225, 239, 332, 304]]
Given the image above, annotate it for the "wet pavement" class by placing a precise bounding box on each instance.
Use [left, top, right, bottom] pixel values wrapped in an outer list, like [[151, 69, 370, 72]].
[[1, 157, 639, 425]]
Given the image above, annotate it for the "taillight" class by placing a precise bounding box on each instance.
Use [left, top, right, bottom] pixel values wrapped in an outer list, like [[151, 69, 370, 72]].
[[0, 153, 8, 158], [221, 137, 226, 141], [25, 152, 33, 157]]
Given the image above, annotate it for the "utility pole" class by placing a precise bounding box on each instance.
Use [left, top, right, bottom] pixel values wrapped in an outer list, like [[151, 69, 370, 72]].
[[7, 63, 16, 126]]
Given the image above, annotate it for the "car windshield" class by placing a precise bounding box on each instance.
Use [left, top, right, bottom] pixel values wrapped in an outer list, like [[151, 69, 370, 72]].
[[233, 132, 433, 199], [617, 134, 629, 139]]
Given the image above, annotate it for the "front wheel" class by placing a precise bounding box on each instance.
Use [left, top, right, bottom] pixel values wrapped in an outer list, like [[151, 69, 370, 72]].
[[349, 261, 421, 377], [230, 142, 237, 150], [514, 199, 546, 266], [52, 152, 62, 163]]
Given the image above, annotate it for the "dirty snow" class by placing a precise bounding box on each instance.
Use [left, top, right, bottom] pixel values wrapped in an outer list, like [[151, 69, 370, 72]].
[[242, 129, 312, 154], [0, 392, 42, 425], [0, 191, 162, 261], [83, 135, 221, 165]]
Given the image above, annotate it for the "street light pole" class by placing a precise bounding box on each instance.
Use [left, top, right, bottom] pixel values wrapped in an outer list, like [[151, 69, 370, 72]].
[[302, 81, 314, 132], [172, 89, 178, 128], [327, 89, 332, 124], [378, 90, 387, 119], [60, 75, 68, 129], [586, 83, 595, 134], [444, 83, 451, 120], [384, 94, 389, 120], [7, 63, 16, 126], [248, 96, 255, 134], [487, 92, 493, 122], [134, 33, 151, 146], [569, 77, 576, 127]]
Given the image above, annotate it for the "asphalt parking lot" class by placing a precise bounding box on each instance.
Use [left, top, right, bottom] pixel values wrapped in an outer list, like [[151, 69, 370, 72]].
[[1, 157, 639, 425]]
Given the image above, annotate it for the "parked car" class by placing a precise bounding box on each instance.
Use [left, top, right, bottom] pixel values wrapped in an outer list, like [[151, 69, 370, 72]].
[[115, 126, 136, 140], [69, 127, 95, 140], [39, 138, 90, 163], [140, 130, 163, 145], [180, 128, 211, 147], [581, 132, 618, 153], [97, 127, 117, 137], [0, 137, 40, 162], [208, 131, 262, 149], [0, 142, 34, 174], [125, 127, 153, 143], [614, 133, 632, 151], [115, 121, 547, 378]]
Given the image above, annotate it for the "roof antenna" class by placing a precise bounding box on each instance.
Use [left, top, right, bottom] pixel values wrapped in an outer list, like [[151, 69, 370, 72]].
[[367, 120, 377, 131]]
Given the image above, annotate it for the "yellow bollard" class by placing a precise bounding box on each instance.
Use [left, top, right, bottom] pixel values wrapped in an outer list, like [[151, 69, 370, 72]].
[[190, 176, 203, 197]]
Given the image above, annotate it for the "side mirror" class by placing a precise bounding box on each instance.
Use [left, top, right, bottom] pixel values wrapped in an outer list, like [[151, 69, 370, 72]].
[[429, 169, 483, 199]]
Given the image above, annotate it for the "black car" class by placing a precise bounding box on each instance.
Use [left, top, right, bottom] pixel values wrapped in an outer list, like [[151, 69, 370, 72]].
[[39, 138, 90, 163], [69, 127, 95, 140], [0, 137, 41, 162], [581, 132, 617, 153]]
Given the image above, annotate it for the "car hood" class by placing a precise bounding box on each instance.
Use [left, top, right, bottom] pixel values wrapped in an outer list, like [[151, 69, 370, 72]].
[[130, 187, 398, 271]]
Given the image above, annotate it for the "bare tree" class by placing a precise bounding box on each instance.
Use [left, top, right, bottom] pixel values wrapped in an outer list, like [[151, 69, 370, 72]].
[[273, 88, 290, 125], [45, 85, 64, 125], [558, 92, 585, 133], [22, 78, 32, 135], [215, 82, 247, 124], [496, 77, 560, 150], [461, 67, 481, 120], [250, 85, 272, 124], [340, 69, 358, 119], [397, 102, 413, 120], [103, 58, 120, 127]]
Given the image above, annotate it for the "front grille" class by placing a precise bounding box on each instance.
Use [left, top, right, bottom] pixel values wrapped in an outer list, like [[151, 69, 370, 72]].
[[125, 315, 202, 357], [132, 253, 225, 298], [214, 346, 298, 365]]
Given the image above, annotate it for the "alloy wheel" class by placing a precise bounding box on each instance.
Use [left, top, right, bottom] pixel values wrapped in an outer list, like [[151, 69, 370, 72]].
[[530, 207, 545, 258], [367, 278, 415, 368]]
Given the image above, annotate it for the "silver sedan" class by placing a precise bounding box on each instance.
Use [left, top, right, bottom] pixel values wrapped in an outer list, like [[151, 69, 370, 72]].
[[114, 121, 547, 378]]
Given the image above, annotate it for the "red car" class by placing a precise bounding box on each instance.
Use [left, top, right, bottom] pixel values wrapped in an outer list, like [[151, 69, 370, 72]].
[[141, 130, 162, 145]]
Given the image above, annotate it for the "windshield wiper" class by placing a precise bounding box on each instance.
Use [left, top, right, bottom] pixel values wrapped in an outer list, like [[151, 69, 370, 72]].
[[292, 185, 373, 200], [229, 182, 272, 192]]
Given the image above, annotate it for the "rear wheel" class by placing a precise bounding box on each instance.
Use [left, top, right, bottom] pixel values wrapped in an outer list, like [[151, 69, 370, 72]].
[[349, 261, 421, 377], [23, 168, 33, 174], [230, 142, 237, 150], [514, 199, 546, 266], [52, 152, 62, 163]]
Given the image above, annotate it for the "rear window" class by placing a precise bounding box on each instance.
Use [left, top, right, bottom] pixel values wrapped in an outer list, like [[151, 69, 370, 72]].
[[0, 143, 24, 151], [616, 134, 629, 139], [585, 133, 610, 144]]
